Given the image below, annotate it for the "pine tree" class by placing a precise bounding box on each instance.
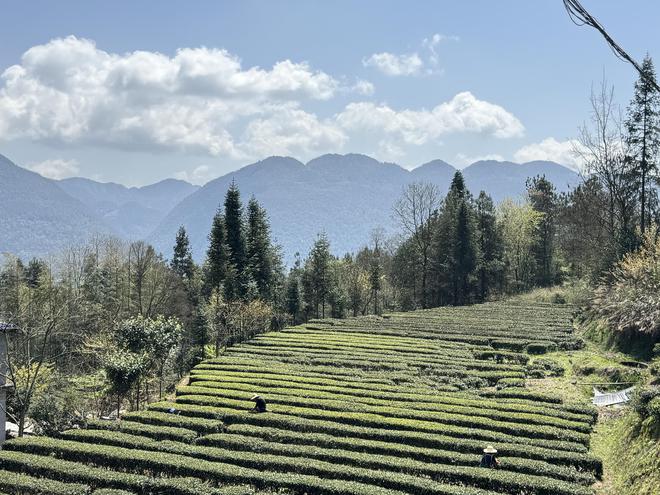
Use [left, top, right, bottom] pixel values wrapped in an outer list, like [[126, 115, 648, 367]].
[[246, 197, 275, 301], [449, 170, 467, 198], [527, 176, 558, 286], [224, 181, 247, 282], [203, 210, 229, 297], [171, 226, 195, 281], [626, 55, 660, 234], [475, 191, 503, 300], [286, 274, 302, 324], [430, 171, 475, 306], [369, 246, 382, 315], [451, 200, 477, 305], [303, 234, 332, 318]]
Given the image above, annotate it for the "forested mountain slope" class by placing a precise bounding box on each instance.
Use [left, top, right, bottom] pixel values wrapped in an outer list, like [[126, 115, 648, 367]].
[[149, 154, 579, 263], [0, 154, 113, 259]]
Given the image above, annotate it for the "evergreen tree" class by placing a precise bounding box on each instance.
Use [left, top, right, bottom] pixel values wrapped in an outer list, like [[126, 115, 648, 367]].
[[626, 55, 660, 234], [475, 191, 503, 300], [451, 200, 477, 305], [171, 226, 195, 281], [303, 234, 332, 318], [286, 273, 303, 324], [224, 181, 247, 288], [430, 171, 476, 306], [246, 197, 275, 301], [203, 210, 229, 297], [369, 246, 383, 315], [527, 176, 558, 286]]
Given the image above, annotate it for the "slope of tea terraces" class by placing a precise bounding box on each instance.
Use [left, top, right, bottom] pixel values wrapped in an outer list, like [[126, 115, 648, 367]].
[[0, 300, 601, 495]]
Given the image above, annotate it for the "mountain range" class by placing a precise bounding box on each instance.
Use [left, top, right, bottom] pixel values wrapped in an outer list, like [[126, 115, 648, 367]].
[[0, 152, 580, 263]]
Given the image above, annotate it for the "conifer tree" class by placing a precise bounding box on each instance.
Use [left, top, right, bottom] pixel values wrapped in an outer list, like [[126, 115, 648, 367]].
[[451, 200, 477, 305], [171, 226, 195, 281], [224, 181, 247, 282], [626, 55, 660, 234], [246, 197, 275, 301], [369, 245, 382, 315], [203, 210, 229, 297], [527, 176, 558, 286], [475, 191, 503, 300], [303, 234, 332, 318]]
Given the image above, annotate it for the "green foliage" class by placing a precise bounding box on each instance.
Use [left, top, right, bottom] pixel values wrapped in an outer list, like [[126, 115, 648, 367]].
[[0, 469, 88, 495], [527, 358, 565, 378], [171, 226, 195, 281], [592, 229, 660, 347]]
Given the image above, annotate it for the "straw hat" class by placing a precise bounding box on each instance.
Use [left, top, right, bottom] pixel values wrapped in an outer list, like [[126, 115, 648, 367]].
[[483, 445, 497, 454], [251, 394, 261, 400]]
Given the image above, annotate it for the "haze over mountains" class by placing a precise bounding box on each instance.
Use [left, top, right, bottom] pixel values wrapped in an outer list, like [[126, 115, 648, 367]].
[[0, 152, 579, 263]]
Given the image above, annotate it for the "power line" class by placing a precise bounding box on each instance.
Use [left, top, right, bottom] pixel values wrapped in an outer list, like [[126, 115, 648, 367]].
[[563, 0, 660, 92]]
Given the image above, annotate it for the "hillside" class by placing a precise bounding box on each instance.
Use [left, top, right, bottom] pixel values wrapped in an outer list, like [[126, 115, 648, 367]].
[[58, 177, 200, 239], [0, 152, 578, 263], [0, 154, 113, 260], [0, 299, 602, 495], [149, 154, 579, 263]]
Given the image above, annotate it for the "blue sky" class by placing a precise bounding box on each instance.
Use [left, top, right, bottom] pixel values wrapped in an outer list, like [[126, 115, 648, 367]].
[[0, 1, 658, 185]]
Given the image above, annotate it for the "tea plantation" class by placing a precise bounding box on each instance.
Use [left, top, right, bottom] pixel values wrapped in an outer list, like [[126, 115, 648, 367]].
[[0, 300, 601, 495]]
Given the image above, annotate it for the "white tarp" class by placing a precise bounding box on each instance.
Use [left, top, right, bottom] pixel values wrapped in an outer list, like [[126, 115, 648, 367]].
[[592, 386, 635, 406]]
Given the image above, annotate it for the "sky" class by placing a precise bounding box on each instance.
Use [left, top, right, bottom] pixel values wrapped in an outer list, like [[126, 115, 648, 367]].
[[0, 1, 658, 186]]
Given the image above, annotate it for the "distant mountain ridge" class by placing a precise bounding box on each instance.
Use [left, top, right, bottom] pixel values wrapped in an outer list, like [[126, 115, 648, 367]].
[[0, 152, 579, 262], [148, 154, 580, 263], [58, 177, 199, 239]]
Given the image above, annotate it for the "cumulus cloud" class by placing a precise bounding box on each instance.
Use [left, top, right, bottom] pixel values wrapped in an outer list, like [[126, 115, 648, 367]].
[[174, 165, 216, 185], [27, 158, 80, 179], [337, 92, 524, 144], [362, 52, 423, 76], [352, 79, 375, 96], [241, 104, 346, 158], [455, 153, 504, 166], [363, 33, 457, 77], [513, 137, 582, 170], [0, 36, 341, 157], [0, 37, 526, 164]]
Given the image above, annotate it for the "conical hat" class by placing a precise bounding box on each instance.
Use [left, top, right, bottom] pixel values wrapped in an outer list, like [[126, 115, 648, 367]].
[[483, 445, 497, 454]]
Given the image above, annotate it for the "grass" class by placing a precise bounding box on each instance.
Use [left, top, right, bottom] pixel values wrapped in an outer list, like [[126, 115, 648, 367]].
[[591, 411, 660, 495]]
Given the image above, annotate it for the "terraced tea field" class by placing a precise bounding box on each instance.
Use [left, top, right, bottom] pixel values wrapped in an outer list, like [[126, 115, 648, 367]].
[[0, 300, 601, 495]]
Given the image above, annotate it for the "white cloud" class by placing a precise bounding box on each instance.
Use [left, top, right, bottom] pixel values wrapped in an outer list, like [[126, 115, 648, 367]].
[[455, 153, 504, 166], [422, 33, 459, 68], [1, 37, 526, 165], [241, 104, 346, 158], [337, 92, 524, 145], [363, 52, 423, 76], [174, 165, 216, 185], [26, 158, 80, 179], [352, 79, 375, 96], [0, 36, 340, 157], [364, 33, 458, 77], [513, 137, 582, 170]]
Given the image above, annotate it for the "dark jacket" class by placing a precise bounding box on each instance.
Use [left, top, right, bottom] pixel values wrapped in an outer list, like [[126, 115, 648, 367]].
[[253, 397, 267, 413], [479, 453, 498, 468]]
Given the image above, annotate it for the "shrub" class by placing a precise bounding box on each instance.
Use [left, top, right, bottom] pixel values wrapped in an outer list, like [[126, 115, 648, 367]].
[[526, 342, 558, 355], [631, 386, 660, 419], [0, 469, 88, 495], [86, 418, 197, 443], [496, 378, 525, 389], [527, 358, 565, 378]]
